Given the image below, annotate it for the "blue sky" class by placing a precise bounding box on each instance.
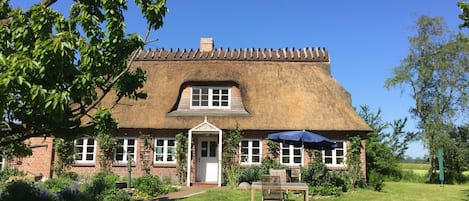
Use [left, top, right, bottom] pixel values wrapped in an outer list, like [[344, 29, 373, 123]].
[[12, 0, 464, 158]]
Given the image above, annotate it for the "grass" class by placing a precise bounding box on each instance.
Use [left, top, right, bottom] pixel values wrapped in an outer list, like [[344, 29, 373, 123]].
[[179, 182, 469, 201]]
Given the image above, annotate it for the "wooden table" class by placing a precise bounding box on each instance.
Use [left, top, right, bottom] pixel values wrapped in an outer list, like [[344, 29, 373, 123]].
[[251, 182, 309, 201]]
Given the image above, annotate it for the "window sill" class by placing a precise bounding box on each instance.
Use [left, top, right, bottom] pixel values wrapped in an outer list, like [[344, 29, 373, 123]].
[[153, 163, 177, 168], [72, 163, 95, 167], [112, 163, 136, 167]]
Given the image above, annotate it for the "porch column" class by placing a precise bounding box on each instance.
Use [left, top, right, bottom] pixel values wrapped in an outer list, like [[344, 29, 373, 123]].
[[218, 129, 222, 187], [187, 131, 192, 187]]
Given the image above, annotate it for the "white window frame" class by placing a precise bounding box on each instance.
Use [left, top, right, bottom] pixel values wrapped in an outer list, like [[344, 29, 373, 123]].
[[154, 138, 177, 164], [239, 139, 262, 165], [114, 137, 137, 164], [74, 137, 96, 164], [280, 143, 303, 166], [190, 86, 231, 109], [323, 140, 346, 167]]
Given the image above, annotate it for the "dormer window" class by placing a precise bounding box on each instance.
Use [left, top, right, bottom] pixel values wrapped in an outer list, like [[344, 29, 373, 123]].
[[191, 87, 230, 109]]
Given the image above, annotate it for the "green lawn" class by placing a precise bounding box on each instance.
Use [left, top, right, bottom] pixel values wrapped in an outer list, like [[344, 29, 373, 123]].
[[180, 182, 469, 201]]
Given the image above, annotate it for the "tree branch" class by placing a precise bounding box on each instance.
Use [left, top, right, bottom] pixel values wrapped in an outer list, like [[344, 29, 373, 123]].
[[77, 23, 152, 121], [0, 0, 58, 26]]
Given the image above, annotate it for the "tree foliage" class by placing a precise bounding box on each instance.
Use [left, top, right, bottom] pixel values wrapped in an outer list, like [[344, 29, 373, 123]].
[[385, 14, 469, 181], [0, 0, 167, 155], [357, 105, 416, 180]]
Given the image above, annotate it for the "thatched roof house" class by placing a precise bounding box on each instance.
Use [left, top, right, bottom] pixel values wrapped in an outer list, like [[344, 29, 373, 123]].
[[99, 38, 371, 186]]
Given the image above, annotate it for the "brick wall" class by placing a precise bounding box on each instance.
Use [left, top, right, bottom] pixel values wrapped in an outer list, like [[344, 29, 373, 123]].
[[15, 137, 54, 179]]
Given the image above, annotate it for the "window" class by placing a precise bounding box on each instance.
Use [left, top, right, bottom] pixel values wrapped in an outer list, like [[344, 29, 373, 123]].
[[280, 143, 303, 165], [75, 137, 96, 163], [323, 141, 346, 166], [0, 154, 4, 170], [240, 139, 261, 164], [154, 138, 176, 163], [191, 87, 230, 108], [114, 138, 137, 164]]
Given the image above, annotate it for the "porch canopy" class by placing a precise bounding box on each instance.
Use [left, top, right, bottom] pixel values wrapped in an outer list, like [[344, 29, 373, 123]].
[[187, 117, 222, 187]]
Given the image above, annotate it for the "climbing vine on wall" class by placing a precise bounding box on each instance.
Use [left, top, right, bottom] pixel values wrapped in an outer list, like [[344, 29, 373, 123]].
[[140, 133, 153, 174], [223, 125, 243, 188], [175, 132, 188, 184], [52, 137, 75, 176]]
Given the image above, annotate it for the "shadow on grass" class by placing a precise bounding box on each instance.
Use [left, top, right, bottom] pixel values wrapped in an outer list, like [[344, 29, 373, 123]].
[[461, 189, 469, 201]]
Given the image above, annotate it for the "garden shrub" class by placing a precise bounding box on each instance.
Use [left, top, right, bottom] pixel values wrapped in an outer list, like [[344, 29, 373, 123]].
[[42, 176, 74, 193], [0, 180, 56, 201], [301, 161, 349, 196], [369, 171, 385, 192], [59, 172, 79, 181], [101, 188, 130, 201], [239, 166, 263, 184], [0, 169, 26, 182], [133, 174, 170, 199], [81, 172, 119, 201], [260, 159, 284, 174]]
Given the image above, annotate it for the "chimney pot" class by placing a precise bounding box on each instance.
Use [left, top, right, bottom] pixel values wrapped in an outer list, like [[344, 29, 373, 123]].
[[200, 38, 214, 52]]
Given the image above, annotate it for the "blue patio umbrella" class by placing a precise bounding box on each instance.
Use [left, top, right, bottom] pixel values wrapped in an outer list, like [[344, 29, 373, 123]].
[[267, 130, 337, 150]]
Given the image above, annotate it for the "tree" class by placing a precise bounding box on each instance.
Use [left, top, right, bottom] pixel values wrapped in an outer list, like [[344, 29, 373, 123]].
[[357, 105, 416, 180], [385, 15, 469, 181], [0, 0, 167, 156]]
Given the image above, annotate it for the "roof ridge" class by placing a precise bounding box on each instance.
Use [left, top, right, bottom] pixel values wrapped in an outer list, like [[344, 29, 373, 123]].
[[134, 47, 329, 62]]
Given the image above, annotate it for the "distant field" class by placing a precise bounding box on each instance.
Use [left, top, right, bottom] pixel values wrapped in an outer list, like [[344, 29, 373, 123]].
[[401, 163, 428, 176], [400, 162, 469, 177], [400, 163, 428, 170]]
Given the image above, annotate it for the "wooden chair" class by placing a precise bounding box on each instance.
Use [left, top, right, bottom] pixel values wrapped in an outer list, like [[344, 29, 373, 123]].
[[290, 168, 301, 182], [262, 175, 287, 201], [269, 169, 288, 183]]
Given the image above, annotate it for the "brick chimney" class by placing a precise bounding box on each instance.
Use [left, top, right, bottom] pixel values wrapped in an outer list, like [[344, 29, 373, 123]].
[[200, 38, 214, 52]]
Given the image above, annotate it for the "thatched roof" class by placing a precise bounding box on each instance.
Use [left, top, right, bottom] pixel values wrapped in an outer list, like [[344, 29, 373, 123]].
[[103, 46, 371, 133]]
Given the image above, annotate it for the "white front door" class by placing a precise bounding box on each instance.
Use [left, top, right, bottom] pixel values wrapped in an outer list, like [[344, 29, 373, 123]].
[[196, 137, 218, 182]]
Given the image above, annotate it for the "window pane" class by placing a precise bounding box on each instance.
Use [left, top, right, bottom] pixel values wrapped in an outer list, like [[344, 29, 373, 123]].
[[241, 141, 248, 147], [252, 156, 260, 163], [282, 149, 289, 155], [252, 141, 259, 147], [282, 157, 289, 163], [241, 156, 248, 163], [241, 148, 248, 155], [337, 158, 344, 164], [221, 102, 228, 106], [76, 139, 84, 145], [293, 149, 301, 155], [168, 140, 175, 146], [222, 89, 228, 94], [202, 88, 208, 94], [336, 150, 344, 157], [201, 100, 208, 106], [294, 157, 301, 164], [115, 154, 123, 161], [209, 141, 217, 157], [325, 150, 332, 156], [337, 142, 343, 148], [86, 147, 94, 153], [325, 158, 332, 164], [87, 139, 94, 145], [156, 155, 163, 161], [86, 154, 94, 160], [252, 148, 259, 155], [76, 153, 83, 160], [128, 139, 135, 146], [157, 140, 164, 146]]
